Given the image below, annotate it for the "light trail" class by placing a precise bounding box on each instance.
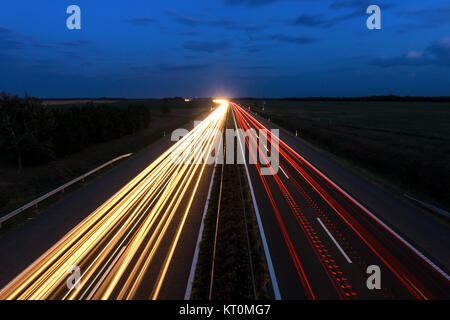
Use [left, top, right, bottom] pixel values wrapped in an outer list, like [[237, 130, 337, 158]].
[[0, 100, 228, 300], [231, 102, 450, 299]]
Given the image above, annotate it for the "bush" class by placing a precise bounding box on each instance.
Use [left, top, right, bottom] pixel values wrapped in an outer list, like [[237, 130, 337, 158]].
[[52, 103, 151, 157], [0, 92, 55, 171]]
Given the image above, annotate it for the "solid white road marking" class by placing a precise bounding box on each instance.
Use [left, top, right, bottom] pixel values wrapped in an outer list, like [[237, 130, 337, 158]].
[[317, 217, 352, 264], [232, 106, 282, 300], [279, 166, 289, 179], [184, 161, 218, 300]]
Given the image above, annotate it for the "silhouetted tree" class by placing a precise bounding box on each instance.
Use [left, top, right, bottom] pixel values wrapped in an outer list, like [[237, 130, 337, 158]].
[[52, 103, 151, 157], [0, 96, 151, 168], [0, 92, 55, 172]]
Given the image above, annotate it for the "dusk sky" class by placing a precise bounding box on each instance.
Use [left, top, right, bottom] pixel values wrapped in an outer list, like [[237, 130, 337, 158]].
[[0, 0, 449, 98]]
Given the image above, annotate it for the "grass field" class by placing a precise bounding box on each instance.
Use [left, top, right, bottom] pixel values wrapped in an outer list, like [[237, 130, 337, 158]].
[[238, 100, 450, 138], [236, 99, 450, 211]]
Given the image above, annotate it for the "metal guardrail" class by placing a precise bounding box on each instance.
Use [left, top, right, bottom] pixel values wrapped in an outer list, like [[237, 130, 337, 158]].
[[404, 193, 450, 219], [0, 153, 133, 227]]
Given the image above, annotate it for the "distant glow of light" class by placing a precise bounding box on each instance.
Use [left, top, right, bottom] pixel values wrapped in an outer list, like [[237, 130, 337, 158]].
[[213, 99, 229, 107]]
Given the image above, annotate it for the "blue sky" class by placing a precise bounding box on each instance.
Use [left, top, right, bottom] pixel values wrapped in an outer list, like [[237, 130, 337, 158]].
[[0, 0, 449, 98]]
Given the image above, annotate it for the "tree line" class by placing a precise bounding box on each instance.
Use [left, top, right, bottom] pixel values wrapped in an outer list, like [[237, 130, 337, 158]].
[[0, 92, 151, 171], [237, 95, 450, 103]]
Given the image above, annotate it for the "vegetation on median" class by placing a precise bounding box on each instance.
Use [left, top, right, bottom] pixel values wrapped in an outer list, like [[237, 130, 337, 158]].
[[191, 109, 272, 300]]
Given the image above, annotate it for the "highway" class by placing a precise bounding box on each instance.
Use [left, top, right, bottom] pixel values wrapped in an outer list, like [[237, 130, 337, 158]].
[[231, 102, 450, 300], [0, 101, 228, 300], [1, 99, 448, 300]]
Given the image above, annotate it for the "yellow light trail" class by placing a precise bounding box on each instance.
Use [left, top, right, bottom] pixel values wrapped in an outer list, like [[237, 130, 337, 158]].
[[0, 100, 229, 300]]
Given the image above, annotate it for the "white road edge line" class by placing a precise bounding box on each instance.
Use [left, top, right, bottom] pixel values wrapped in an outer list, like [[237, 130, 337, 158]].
[[184, 162, 218, 300], [232, 106, 282, 300], [316, 217, 352, 264], [86, 246, 127, 300]]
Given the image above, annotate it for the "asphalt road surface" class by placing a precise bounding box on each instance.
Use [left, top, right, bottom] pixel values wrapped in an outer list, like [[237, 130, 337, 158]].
[[231, 102, 450, 300]]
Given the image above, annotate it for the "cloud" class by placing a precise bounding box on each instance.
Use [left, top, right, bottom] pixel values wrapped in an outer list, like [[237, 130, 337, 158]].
[[161, 64, 210, 71], [226, 0, 394, 9], [329, 0, 370, 10], [369, 38, 450, 67], [0, 52, 21, 64], [177, 31, 201, 36], [396, 5, 450, 31], [242, 45, 264, 53], [261, 34, 318, 45], [241, 65, 274, 70], [30, 39, 92, 51], [167, 10, 267, 32], [166, 10, 223, 28], [0, 26, 92, 57], [168, 12, 201, 27], [0, 26, 23, 50], [129, 64, 210, 73], [125, 17, 158, 26], [329, 0, 395, 10], [426, 38, 450, 66], [369, 52, 427, 68], [227, 24, 267, 32], [293, 1, 395, 28], [205, 18, 231, 28], [31, 39, 57, 49], [59, 40, 92, 47], [293, 13, 358, 28], [128, 65, 153, 73], [182, 40, 233, 52], [225, 0, 285, 6]]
